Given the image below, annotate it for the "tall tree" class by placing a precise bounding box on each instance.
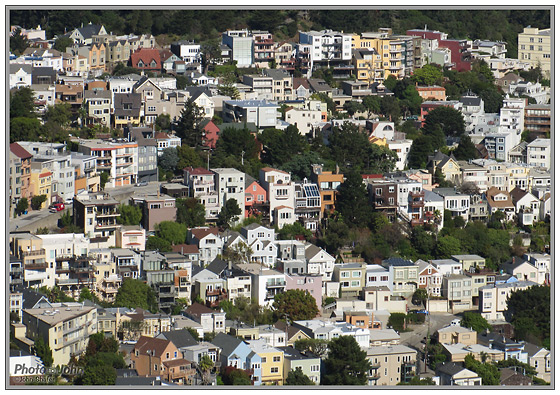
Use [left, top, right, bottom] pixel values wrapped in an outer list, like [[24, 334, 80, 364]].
[[155, 221, 188, 245], [335, 170, 373, 228], [411, 64, 444, 86], [10, 28, 29, 55], [175, 99, 205, 147], [176, 198, 206, 228], [114, 278, 158, 312], [117, 204, 142, 225], [10, 87, 36, 119], [322, 336, 372, 385], [423, 106, 466, 137], [217, 198, 242, 229]]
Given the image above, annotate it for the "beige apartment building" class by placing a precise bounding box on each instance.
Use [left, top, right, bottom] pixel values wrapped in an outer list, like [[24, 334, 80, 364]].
[[518, 26, 551, 78], [366, 344, 417, 386], [22, 303, 98, 366]]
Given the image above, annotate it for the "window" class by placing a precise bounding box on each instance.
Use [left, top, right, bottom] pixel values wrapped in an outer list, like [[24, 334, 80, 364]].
[[273, 356, 281, 362], [271, 367, 279, 373], [261, 357, 267, 363]]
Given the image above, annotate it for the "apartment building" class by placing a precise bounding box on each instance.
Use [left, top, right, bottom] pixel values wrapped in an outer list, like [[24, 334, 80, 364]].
[[526, 138, 550, 169], [440, 274, 472, 314], [280, 346, 321, 385], [84, 89, 111, 126], [212, 167, 246, 222], [366, 345, 417, 386], [77, 139, 138, 188], [130, 193, 177, 232], [524, 104, 550, 138], [259, 167, 296, 229], [352, 30, 405, 79], [310, 164, 343, 216], [222, 29, 254, 67], [406, 28, 471, 72], [237, 263, 286, 307], [10, 233, 50, 288], [22, 303, 97, 366], [299, 30, 353, 76], [517, 26, 551, 78], [73, 192, 121, 247], [253, 31, 275, 68]]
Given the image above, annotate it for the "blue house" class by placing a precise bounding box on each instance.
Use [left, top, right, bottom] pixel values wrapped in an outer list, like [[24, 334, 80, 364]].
[[211, 333, 262, 385]]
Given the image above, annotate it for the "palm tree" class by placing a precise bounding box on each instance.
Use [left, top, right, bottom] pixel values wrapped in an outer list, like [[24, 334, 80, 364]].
[[433, 209, 442, 226], [198, 355, 214, 385]]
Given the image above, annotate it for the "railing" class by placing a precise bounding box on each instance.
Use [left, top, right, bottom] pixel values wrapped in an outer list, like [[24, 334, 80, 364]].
[[21, 249, 46, 258]]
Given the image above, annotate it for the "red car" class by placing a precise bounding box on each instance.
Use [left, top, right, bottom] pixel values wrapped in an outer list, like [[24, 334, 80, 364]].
[[49, 202, 65, 213]]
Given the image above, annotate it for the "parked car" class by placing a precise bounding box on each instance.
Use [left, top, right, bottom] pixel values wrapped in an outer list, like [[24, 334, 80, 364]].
[[64, 197, 74, 205], [418, 309, 429, 315], [49, 202, 65, 213], [135, 181, 148, 187]]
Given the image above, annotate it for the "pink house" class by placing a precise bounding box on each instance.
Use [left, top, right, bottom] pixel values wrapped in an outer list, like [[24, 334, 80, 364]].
[[284, 274, 322, 313], [245, 176, 267, 218], [201, 120, 220, 149]]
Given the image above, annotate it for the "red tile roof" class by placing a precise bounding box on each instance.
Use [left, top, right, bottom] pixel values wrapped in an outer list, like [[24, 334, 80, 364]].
[[190, 227, 219, 240], [10, 143, 32, 159], [184, 167, 213, 175], [130, 48, 162, 70], [171, 244, 200, 254]]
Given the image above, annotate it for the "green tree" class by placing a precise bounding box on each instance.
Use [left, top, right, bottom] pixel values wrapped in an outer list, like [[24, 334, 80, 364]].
[[222, 241, 253, 266], [362, 95, 382, 118], [412, 288, 428, 307], [15, 197, 28, 216], [423, 106, 466, 137], [155, 221, 188, 245], [335, 170, 373, 229], [464, 354, 500, 385], [259, 125, 309, 167], [117, 204, 142, 225], [31, 195, 47, 210], [10, 87, 37, 119], [277, 222, 313, 241], [158, 147, 179, 173], [343, 100, 365, 117], [435, 235, 462, 258], [453, 135, 479, 161], [273, 289, 319, 322], [411, 64, 444, 86], [506, 285, 550, 347], [99, 172, 110, 190], [78, 287, 99, 303], [388, 312, 407, 332], [33, 336, 53, 367], [10, 28, 29, 55], [146, 236, 172, 252], [43, 103, 72, 126], [79, 364, 118, 385], [53, 36, 74, 52], [176, 144, 205, 170], [460, 312, 492, 333], [217, 82, 241, 99], [176, 198, 206, 227], [175, 99, 205, 147], [294, 338, 329, 358], [217, 198, 242, 229], [155, 113, 171, 131], [285, 366, 315, 385], [10, 117, 42, 143], [114, 278, 158, 312], [322, 336, 372, 385], [220, 366, 252, 385]]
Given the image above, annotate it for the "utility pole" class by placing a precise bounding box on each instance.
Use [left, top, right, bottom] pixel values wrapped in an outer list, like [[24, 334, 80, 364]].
[[424, 291, 430, 373]]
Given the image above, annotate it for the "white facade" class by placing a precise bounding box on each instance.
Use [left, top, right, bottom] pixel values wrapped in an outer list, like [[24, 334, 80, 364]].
[[499, 95, 526, 147], [259, 168, 296, 228], [387, 139, 412, 171], [299, 30, 353, 63], [526, 139, 550, 169], [284, 108, 322, 135], [212, 168, 245, 222]]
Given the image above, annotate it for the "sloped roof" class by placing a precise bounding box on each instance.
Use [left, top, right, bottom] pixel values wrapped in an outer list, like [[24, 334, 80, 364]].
[[485, 187, 514, 208], [158, 329, 198, 348], [437, 362, 475, 377], [171, 244, 199, 255], [133, 336, 173, 358], [75, 24, 105, 40], [211, 333, 244, 357], [10, 142, 32, 159], [383, 257, 415, 267], [130, 48, 162, 69], [206, 258, 229, 276], [185, 302, 214, 318], [190, 227, 220, 240]]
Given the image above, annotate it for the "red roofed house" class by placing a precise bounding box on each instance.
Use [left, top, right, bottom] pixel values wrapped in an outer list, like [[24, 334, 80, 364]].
[[154, 131, 181, 155], [130, 48, 162, 72], [131, 336, 196, 385], [200, 119, 220, 149], [244, 175, 267, 218], [187, 227, 223, 267], [415, 85, 447, 101], [10, 143, 33, 204]]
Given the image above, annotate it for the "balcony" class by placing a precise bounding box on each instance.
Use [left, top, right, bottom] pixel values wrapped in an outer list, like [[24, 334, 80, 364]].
[[21, 249, 46, 258], [96, 209, 119, 217], [24, 261, 48, 270], [266, 279, 286, 288]]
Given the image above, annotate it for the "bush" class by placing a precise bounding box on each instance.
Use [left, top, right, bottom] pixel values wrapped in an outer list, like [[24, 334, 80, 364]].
[[388, 313, 407, 332]]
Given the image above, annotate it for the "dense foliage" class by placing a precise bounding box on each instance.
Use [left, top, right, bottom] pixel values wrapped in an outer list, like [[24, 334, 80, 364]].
[[272, 289, 319, 322], [322, 336, 372, 385], [460, 312, 492, 333], [113, 278, 158, 313], [506, 285, 550, 348]]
